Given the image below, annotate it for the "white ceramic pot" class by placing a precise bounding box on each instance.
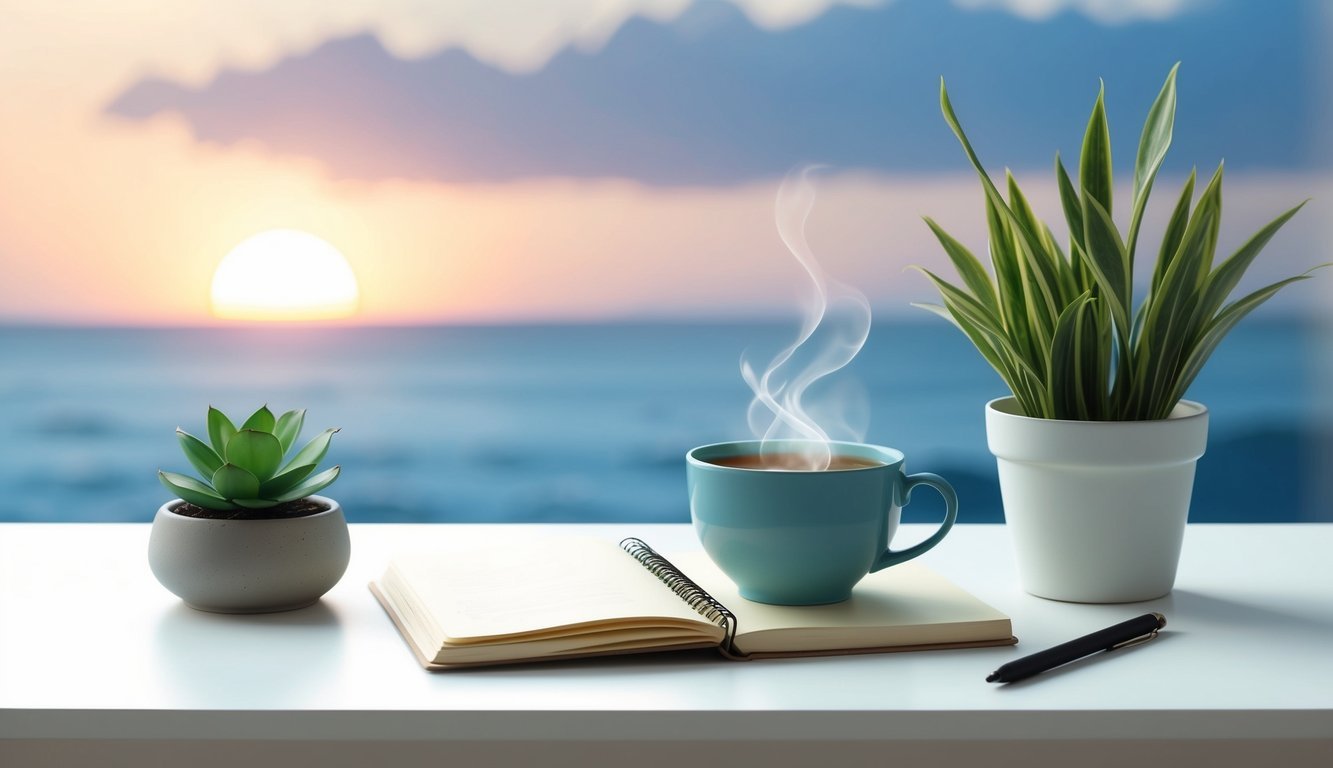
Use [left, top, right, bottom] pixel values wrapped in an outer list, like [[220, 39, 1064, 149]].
[[148, 495, 351, 613], [986, 397, 1208, 603]]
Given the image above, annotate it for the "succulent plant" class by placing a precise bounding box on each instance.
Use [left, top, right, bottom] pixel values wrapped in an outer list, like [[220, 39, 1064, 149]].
[[914, 64, 1324, 421], [159, 405, 340, 512]]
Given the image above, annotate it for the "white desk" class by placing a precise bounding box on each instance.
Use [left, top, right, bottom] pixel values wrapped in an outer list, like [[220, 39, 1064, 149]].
[[2, 523, 1331, 768]]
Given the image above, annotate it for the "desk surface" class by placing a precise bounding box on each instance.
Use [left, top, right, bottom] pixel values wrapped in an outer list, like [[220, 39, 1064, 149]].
[[2, 522, 1332, 745]]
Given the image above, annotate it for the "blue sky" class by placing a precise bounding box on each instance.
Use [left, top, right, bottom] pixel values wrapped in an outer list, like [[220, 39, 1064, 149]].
[[107, 0, 1325, 186]]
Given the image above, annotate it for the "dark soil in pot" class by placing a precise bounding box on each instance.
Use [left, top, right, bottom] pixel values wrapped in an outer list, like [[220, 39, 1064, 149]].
[[171, 498, 329, 521]]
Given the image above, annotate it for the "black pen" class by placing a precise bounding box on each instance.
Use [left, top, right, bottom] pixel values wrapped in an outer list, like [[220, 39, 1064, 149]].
[[986, 612, 1166, 684]]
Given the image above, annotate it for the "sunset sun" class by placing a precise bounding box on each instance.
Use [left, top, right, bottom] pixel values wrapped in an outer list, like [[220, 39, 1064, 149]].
[[210, 230, 359, 321]]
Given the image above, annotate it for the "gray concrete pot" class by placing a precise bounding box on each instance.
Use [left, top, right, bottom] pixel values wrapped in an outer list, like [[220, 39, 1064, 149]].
[[148, 495, 351, 614]]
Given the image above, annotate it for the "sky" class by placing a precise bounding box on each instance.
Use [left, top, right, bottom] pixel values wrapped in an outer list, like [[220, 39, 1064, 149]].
[[0, 0, 1329, 325]]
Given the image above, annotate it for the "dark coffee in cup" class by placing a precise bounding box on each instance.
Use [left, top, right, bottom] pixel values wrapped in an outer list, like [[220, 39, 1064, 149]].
[[706, 453, 884, 471]]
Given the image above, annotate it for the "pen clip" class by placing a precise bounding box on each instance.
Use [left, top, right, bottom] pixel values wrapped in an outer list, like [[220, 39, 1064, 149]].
[[1109, 628, 1159, 651]]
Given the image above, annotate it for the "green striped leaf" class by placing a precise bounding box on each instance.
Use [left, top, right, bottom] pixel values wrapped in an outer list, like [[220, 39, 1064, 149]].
[[911, 294, 1048, 418], [1079, 195, 1131, 345], [917, 299, 1040, 406], [1127, 63, 1178, 261], [922, 66, 1316, 424], [1089, 298, 1114, 419], [1133, 64, 1179, 203], [985, 191, 1031, 353], [1055, 154, 1095, 297], [909, 268, 1004, 335], [939, 78, 996, 185], [1007, 170, 1066, 329], [1055, 154, 1085, 252], [1078, 82, 1114, 219], [922, 218, 997, 314], [1049, 294, 1112, 421], [909, 267, 1041, 390], [1193, 201, 1307, 328], [1151, 170, 1197, 298], [1136, 165, 1224, 415], [914, 302, 1028, 406], [942, 79, 1057, 365], [1049, 292, 1094, 420], [1166, 273, 1318, 415], [1041, 223, 1079, 302]]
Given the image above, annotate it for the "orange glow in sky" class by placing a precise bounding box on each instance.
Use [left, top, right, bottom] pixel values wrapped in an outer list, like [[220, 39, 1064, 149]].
[[0, 2, 1325, 326]]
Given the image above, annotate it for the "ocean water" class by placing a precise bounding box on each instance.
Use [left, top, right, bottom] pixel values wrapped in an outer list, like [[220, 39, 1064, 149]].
[[0, 319, 1328, 524]]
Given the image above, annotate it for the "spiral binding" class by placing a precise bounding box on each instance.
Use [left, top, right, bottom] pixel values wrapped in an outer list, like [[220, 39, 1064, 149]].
[[620, 537, 743, 658]]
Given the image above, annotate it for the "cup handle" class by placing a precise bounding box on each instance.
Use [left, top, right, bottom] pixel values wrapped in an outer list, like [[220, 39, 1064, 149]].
[[871, 472, 959, 572]]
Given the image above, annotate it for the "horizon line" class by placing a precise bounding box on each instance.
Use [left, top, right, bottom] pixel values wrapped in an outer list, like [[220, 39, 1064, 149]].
[[0, 310, 1323, 332]]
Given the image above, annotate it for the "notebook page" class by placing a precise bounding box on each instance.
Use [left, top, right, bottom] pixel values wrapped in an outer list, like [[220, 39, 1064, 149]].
[[389, 536, 717, 644], [671, 551, 1012, 653]]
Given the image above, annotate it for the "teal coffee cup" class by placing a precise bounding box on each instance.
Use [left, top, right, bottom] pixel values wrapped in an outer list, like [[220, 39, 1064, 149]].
[[686, 440, 959, 605]]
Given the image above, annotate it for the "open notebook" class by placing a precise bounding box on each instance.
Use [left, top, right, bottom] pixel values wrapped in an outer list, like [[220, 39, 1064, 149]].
[[370, 535, 1015, 669]]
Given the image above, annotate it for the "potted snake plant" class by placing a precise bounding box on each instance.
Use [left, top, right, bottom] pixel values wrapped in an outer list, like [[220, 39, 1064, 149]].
[[914, 64, 1324, 602], [150, 405, 349, 613]]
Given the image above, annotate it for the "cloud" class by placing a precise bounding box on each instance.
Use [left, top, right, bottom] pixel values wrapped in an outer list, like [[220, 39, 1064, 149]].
[[105, 0, 1321, 186], [953, 0, 1201, 25]]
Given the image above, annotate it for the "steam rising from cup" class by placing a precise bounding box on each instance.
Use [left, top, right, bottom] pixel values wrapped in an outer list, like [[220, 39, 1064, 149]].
[[741, 166, 873, 470]]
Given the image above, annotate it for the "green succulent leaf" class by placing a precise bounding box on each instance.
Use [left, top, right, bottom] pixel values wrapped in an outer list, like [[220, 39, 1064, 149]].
[[259, 463, 317, 498], [159, 470, 237, 511], [225, 429, 284, 481], [206, 406, 237, 456], [233, 498, 280, 510], [272, 465, 341, 503], [212, 463, 260, 501], [281, 427, 340, 474], [176, 429, 223, 478], [241, 405, 276, 433], [273, 408, 306, 454]]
